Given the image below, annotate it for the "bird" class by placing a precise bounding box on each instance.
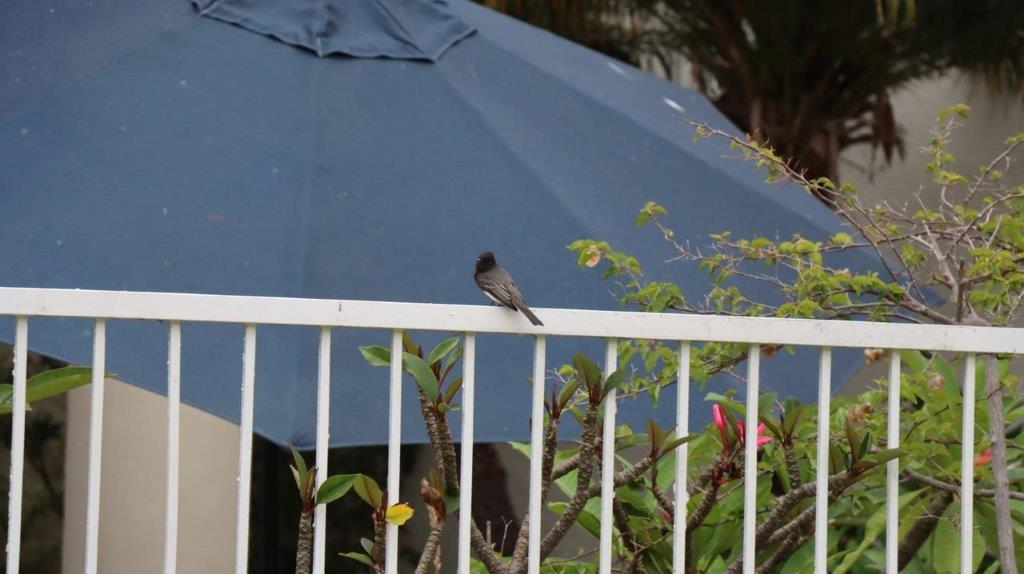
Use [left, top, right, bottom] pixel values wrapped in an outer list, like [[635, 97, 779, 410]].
[[474, 251, 544, 326]]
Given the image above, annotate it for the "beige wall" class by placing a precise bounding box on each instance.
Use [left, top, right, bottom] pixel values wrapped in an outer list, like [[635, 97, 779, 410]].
[[842, 74, 1024, 204], [63, 380, 238, 574]]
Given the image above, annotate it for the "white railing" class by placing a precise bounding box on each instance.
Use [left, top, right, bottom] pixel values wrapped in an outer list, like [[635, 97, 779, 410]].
[[2, 286, 1022, 574]]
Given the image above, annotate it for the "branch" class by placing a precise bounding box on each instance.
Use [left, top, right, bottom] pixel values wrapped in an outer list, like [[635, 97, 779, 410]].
[[755, 471, 853, 543], [575, 402, 602, 498], [952, 136, 1024, 247], [418, 391, 452, 485], [650, 481, 675, 519], [765, 505, 814, 547], [414, 522, 446, 574], [782, 441, 803, 490], [539, 455, 657, 561], [423, 388, 506, 573], [899, 293, 956, 325], [509, 416, 561, 572], [981, 354, 1019, 573], [757, 532, 804, 574], [723, 470, 858, 574], [416, 478, 447, 574], [471, 524, 508, 574], [613, 498, 640, 555], [540, 418, 560, 502], [686, 479, 721, 533], [903, 469, 1024, 501]]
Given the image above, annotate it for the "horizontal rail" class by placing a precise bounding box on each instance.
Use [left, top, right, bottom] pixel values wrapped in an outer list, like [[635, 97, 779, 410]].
[[1, 287, 1022, 353]]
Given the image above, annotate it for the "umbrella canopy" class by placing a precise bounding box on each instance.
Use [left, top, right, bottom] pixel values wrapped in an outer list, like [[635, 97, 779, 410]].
[[0, 0, 879, 448]]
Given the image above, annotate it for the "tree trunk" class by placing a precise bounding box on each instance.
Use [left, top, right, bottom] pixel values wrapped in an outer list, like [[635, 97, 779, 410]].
[[295, 507, 314, 574], [983, 354, 1018, 574]]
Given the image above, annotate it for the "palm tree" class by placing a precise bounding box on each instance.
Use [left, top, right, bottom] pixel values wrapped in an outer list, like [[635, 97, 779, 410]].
[[481, 0, 1024, 200]]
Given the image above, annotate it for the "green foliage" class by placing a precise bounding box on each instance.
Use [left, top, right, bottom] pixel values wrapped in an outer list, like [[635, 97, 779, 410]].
[[558, 106, 1024, 571], [316, 474, 357, 505], [353, 473, 384, 509], [340, 551, 376, 568], [635, 200, 666, 228], [510, 350, 1023, 571], [359, 333, 464, 416], [403, 352, 439, 400], [0, 366, 97, 414], [288, 445, 318, 512], [358, 345, 390, 366]]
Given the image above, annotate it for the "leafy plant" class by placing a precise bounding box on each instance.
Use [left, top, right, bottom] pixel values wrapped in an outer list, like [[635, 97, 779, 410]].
[[289, 446, 414, 574], [568, 104, 1024, 571]]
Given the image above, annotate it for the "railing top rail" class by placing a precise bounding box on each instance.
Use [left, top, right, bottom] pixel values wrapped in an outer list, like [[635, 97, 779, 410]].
[[1, 287, 1021, 353]]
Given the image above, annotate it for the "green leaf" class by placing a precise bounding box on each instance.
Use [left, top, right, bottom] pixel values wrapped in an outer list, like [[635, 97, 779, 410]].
[[602, 370, 628, 400], [290, 445, 308, 477], [646, 419, 663, 448], [401, 332, 418, 355], [758, 415, 784, 441], [339, 552, 376, 568], [781, 404, 805, 436], [829, 443, 846, 473], [402, 352, 439, 400], [830, 232, 853, 246], [557, 378, 581, 411], [440, 344, 462, 379], [572, 353, 602, 395], [704, 392, 746, 418], [845, 417, 860, 465], [661, 434, 694, 455], [636, 201, 667, 228], [858, 432, 872, 463], [833, 490, 924, 574], [932, 500, 983, 574], [360, 537, 374, 556], [289, 446, 312, 496], [0, 366, 96, 414], [508, 441, 530, 458], [899, 349, 928, 373], [358, 345, 391, 367], [443, 376, 464, 404], [549, 500, 602, 538], [853, 448, 907, 473], [353, 474, 383, 509], [427, 337, 460, 366], [316, 474, 358, 505]]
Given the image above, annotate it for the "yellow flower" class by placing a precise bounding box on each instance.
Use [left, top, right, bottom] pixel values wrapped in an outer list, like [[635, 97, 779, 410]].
[[385, 502, 415, 526]]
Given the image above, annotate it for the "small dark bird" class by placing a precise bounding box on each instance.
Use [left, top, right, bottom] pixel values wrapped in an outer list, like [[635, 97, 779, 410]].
[[474, 251, 544, 326]]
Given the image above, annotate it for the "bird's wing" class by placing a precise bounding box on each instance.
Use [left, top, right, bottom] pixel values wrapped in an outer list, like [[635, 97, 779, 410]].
[[477, 267, 528, 309], [476, 276, 515, 308]]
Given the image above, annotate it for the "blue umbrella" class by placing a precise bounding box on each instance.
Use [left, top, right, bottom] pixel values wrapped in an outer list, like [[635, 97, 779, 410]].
[[0, 0, 879, 448]]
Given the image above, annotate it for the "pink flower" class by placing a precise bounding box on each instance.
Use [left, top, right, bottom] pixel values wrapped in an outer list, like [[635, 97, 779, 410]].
[[736, 420, 773, 447], [712, 403, 772, 451], [712, 404, 730, 447]]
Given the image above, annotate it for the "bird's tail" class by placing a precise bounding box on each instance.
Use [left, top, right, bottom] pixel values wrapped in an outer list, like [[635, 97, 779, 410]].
[[519, 305, 544, 326]]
